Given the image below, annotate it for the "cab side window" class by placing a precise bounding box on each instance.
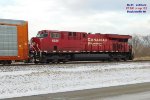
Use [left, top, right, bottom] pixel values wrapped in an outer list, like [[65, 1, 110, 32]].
[[51, 33, 61, 38]]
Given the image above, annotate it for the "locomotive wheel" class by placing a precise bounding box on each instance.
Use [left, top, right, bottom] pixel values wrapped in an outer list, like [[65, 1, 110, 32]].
[[63, 61, 66, 63], [51, 60, 55, 63], [51, 59, 59, 63], [7, 60, 12, 64], [2, 61, 6, 65], [2, 60, 12, 65], [34, 60, 39, 64], [45, 60, 50, 64], [57, 61, 60, 64], [123, 58, 127, 61], [117, 58, 121, 61], [108, 58, 113, 62], [51, 60, 56, 63]]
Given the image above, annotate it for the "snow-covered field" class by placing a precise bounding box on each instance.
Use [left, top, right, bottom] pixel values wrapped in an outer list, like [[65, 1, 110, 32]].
[[0, 62, 150, 99]]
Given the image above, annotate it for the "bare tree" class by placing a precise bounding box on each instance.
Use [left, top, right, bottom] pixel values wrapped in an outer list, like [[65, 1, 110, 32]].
[[132, 34, 150, 57]]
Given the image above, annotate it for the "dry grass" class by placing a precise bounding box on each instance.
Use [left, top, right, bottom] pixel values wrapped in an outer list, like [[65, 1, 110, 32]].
[[134, 56, 150, 61]]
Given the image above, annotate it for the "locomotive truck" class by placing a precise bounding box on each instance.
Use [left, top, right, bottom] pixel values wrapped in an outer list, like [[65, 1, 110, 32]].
[[0, 19, 134, 64]]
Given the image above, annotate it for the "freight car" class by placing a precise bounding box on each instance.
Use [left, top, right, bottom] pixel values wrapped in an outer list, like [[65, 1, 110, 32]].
[[0, 19, 28, 64], [30, 30, 134, 63]]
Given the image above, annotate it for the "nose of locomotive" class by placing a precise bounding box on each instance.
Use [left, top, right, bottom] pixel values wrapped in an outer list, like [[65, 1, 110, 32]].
[[30, 37, 41, 52]]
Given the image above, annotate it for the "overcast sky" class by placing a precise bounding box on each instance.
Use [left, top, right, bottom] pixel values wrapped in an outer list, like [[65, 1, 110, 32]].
[[0, 0, 150, 38]]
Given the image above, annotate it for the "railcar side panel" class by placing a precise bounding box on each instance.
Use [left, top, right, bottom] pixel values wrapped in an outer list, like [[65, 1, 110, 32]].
[[0, 19, 28, 63]]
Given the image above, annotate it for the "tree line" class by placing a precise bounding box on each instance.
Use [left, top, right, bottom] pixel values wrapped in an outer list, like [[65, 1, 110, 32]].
[[132, 34, 150, 58]]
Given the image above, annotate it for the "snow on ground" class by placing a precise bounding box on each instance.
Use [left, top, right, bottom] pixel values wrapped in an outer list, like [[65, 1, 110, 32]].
[[0, 62, 150, 99]]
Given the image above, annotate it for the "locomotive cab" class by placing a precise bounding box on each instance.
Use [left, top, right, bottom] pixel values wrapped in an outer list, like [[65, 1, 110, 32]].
[[30, 30, 62, 53], [29, 30, 62, 63]]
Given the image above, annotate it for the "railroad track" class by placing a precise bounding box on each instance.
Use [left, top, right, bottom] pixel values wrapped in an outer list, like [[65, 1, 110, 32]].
[[0, 60, 150, 66]]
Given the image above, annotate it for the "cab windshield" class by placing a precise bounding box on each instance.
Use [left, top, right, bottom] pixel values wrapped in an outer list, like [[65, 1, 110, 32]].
[[36, 33, 48, 38]]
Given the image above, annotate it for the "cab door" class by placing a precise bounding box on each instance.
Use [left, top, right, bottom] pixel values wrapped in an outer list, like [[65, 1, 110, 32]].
[[49, 32, 61, 52]]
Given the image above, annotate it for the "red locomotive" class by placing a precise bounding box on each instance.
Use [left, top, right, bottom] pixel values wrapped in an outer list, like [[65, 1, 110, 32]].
[[30, 30, 134, 63]]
